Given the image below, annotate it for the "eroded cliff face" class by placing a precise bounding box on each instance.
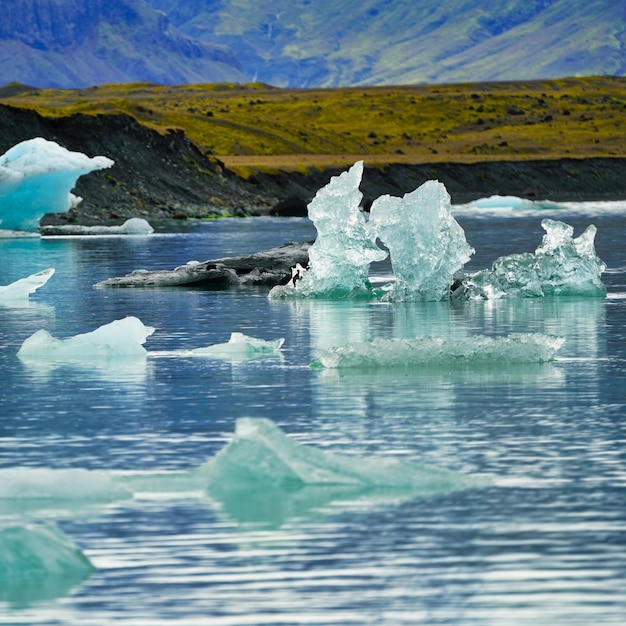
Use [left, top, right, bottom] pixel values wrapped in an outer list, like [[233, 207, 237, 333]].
[[0, 0, 244, 88]]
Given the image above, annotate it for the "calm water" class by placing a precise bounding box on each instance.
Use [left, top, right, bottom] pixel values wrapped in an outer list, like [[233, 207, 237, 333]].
[[1, 204, 625, 625]]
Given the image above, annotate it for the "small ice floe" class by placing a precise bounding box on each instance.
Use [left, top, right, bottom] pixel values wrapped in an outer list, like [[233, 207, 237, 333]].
[[190, 332, 285, 359], [17, 316, 155, 362], [0, 268, 54, 302], [40, 217, 154, 236], [310, 333, 565, 369], [466, 194, 563, 210]]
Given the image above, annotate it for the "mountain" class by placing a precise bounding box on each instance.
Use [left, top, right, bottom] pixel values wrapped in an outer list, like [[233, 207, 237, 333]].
[[147, 0, 625, 87], [0, 0, 624, 89], [0, 0, 245, 88]]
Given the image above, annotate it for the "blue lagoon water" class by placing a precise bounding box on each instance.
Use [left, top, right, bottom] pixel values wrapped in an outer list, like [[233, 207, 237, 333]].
[[1, 204, 625, 625]]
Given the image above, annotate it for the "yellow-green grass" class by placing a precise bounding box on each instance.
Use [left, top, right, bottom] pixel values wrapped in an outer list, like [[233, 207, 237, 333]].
[[2, 76, 624, 177]]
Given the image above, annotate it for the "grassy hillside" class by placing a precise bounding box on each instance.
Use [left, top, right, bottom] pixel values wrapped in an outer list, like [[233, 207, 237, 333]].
[[1, 75, 624, 177]]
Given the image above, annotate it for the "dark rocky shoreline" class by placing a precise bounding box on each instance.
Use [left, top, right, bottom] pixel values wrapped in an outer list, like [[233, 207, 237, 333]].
[[1, 103, 625, 228]]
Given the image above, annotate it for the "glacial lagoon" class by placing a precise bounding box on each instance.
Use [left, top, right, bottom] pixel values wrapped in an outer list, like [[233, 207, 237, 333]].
[[1, 201, 626, 624]]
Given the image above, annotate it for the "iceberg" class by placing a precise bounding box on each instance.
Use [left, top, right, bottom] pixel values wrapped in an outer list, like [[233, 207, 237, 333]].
[[311, 333, 565, 369], [40, 217, 154, 236], [463, 219, 607, 299], [0, 137, 113, 232], [269, 161, 387, 298], [467, 195, 564, 211], [190, 332, 284, 359], [17, 316, 155, 361], [369, 180, 474, 301], [269, 161, 473, 301], [0, 268, 54, 301], [0, 524, 94, 604], [204, 417, 483, 491]]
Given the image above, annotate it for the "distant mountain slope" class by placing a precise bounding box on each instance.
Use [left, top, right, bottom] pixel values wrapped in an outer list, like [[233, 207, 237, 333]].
[[148, 0, 626, 87], [1, 0, 623, 89], [0, 0, 245, 88]]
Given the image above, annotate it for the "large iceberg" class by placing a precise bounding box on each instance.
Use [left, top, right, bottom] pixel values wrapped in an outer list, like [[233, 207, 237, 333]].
[[270, 161, 387, 298], [369, 180, 474, 301], [0, 137, 113, 232], [269, 161, 605, 301], [311, 333, 565, 369], [463, 219, 607, 299], [17, 316, 155, 361], [0, 268, 54, 302]]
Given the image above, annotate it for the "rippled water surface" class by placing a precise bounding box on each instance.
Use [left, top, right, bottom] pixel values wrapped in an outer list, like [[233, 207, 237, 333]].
[[1, 204, 625, 625]]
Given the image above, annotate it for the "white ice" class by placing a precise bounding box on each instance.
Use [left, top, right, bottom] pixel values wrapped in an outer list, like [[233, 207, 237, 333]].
[[190, 332, 284, 359], [369, 180, 474, 301], [269, 161, 387, 298], [0, 137, 113, 232], [17, 316, 155, 361], [42, 217, 154, 236], [0, 524, 94, 579], [0, 268, 54, 301], [203, 418, 486, 501], [464, 218, 607, 298], [311, 333, 565, 369]]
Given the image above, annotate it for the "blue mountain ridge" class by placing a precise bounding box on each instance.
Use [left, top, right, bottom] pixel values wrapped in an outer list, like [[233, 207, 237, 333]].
[[1, 0, 624, 89]]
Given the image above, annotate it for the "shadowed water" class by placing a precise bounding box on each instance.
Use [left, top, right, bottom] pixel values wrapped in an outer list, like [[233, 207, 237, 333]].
[[0, 207, 625, 625]]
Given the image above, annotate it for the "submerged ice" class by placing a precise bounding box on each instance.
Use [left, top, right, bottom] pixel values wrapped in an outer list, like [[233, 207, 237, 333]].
[[0, 137, 113, 232], [0, 419, 485, 532], [204, 417, 483, 492], [0, 524, 94, 580]]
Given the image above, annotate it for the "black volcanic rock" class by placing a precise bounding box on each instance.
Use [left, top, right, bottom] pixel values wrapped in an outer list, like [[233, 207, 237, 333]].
[[0, 0, 245, 88]]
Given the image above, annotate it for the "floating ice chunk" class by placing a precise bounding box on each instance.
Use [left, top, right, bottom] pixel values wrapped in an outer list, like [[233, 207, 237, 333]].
[[0, 268, 54, 301], [464, 219, 606, 299], [205, 417, 482, 492], [41, 217, 154, 236], [470, 194, 528, 208], [0, 467, 132, 502], [190, 332, 284, 359], [0, 138, 114, 232], [17, 316, 155, 361], [270, 161, 387, 298], [311, 333, 565, 369], [0, 524, 94, 583], [369, 180, 474, 301], [467, 195, 563, 211]]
